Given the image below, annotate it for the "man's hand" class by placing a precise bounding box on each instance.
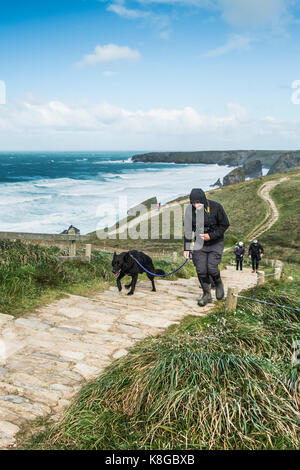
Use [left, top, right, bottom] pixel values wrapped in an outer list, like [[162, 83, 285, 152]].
[[200, 233, 210, 241], [248, 255, 251, 258], [261, 253, 264, 257], [184, 251, 190, 259]]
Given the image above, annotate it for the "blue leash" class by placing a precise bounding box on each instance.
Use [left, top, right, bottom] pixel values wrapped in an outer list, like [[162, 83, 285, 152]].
[[129, 254, 190, 277]]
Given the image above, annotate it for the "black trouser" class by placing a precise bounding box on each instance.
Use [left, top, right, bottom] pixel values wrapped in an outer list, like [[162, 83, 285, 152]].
[[251, 257, 259, 270], [236, 258, 243, 270], [192, 241, 223, 283]]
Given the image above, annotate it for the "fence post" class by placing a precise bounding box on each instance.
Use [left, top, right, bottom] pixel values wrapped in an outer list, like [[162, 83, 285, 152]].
[[274, 267, 281, 280], [69, 240, 76, 257], [225, 287, 238, 313], [257, 271, 265, 286], [274, 260, 283, 280], [85, 244, 92, 261]]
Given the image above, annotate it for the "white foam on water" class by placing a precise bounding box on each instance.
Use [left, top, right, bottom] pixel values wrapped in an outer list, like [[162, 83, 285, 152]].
[[0, 163, 232, 234]]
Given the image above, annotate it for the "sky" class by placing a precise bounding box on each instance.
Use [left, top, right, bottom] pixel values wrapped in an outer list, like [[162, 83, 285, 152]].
[[1, 0, 300, 150]]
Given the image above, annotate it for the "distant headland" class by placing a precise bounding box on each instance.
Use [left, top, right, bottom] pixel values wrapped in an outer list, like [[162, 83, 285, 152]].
[[131, 150, 300, 170]]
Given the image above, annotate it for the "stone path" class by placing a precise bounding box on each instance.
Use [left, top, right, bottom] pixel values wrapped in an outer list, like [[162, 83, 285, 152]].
[[0, 266, 257, 448]]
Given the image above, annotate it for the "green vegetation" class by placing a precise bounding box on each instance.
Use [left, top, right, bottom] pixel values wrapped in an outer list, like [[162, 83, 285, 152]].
[[131, 150, 287, 167], [0, 240, 195, 317], [0, 240, 115, 316], [24, 277, 300, 450], [260, 173, 300, 263], [2, 168, 299, 449], [89, 176, 266, 254], [90, 170, 300, 266]]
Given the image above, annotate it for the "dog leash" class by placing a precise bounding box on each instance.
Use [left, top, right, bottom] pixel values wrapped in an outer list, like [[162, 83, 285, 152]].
[[129, 253, 190, 277]]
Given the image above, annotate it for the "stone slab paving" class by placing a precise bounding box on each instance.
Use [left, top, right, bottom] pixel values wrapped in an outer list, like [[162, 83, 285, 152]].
[[0, 266, 257, 448]]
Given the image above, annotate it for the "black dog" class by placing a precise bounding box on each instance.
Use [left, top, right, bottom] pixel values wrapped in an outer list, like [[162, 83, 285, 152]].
[[112, 250, 165, 295]]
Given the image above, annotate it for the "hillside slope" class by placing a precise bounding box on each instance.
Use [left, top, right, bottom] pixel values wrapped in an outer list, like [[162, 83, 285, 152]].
[[18, 169, 300, 451], [90, 169, 300, 264]]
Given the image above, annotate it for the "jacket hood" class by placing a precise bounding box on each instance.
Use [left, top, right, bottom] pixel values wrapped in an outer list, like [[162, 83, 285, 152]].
[[189, 188, 208, 208]]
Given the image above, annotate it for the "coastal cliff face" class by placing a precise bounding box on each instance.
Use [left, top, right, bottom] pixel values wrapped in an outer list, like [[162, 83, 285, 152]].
[[243, 159, 262, 178], [223, 167, 245, 186], [132, 150, 286, 169], [267, 152, 300, 175], [132, 150, 250, 166]]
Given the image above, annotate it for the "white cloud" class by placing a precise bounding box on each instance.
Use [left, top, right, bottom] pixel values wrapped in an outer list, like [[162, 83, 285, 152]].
[[106, 0, 171, 38], [204, 34, 255, 56], [76, 43, 141, 67], [219, 0, 289, 28], [1, 98, 300, 150], [107, 3, 149, 18], [123, 0, 292, 29], [136, 0, 215, 6]]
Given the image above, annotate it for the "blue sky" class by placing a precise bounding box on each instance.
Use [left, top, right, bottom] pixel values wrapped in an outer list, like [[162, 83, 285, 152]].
[[1, 0, 300, 150]]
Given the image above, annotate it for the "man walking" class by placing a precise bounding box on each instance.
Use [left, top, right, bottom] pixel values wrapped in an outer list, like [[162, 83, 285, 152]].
[[234, 241, 245, 271], [184, 188, 230, 307], [248, 239, 264, 273]]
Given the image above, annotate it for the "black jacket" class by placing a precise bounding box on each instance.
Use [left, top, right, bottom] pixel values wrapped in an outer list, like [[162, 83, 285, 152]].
[[234, 246, 245, 259], [184, 188, 230, 250], [248, 242, 264, 259]]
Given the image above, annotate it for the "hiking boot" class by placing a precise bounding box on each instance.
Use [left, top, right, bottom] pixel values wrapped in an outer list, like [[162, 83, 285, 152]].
[[198, 278, 212, 307], [213, 276, 224, 300]]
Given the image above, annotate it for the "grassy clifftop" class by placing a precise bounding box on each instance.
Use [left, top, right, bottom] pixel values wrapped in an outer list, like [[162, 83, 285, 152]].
[[2, 169, 299, 317], [90, 169, 300, 265], [131, 150, 290, 168], [21, 169, 300, 451]]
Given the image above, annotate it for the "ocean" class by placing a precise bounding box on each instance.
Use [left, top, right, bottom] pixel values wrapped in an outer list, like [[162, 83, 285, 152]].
[[0, 151, 232, 234]]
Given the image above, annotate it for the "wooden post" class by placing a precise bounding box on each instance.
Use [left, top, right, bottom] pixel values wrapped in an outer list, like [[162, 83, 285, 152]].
[[274, 267, 281, 280], [85, 244, 92, 261], [69, 240, 76, 257], [257, 271, 265, 286], [274, 260, 283, 280], [225, 287, 238, 313]]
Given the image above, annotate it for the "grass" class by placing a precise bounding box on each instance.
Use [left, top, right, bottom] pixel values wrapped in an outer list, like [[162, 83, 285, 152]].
[[89, 169, 300, 263], [259, 173, 300, 263], [0, 240, 195, 317], [3, 168, 300, 449], [23, 277, 300, 450], [89, 177, 266, 255]]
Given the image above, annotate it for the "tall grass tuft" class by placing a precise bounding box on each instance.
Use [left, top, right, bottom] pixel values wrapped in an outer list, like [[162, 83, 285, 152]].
[[27, 280, 300, 450]]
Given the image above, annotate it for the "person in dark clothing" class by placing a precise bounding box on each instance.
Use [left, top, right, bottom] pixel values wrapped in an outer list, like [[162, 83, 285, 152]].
[[184, 188, 230, 306], [234, 241, 245, 271], [248, 239, 264, 273]]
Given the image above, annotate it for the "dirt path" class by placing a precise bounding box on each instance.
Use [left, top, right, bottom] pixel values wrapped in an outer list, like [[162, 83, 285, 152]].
[[246, 177, 288, 241], [223, 177, 288, 254], [0, 266, 257, 448]]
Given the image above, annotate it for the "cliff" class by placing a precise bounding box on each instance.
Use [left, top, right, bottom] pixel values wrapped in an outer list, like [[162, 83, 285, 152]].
[[267, 152, 300, 175], [223, 167, 245, 186], [243, 159, 262, 178], [132, 150, 289, 169]]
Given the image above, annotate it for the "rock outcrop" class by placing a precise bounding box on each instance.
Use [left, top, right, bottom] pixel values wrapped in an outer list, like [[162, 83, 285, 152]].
[[223, 167, 245, 186], [60, 225, 80, 235], [243, 160, 262, 178], [267, 152, 300, 175], [210, 178, 222, 188]]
